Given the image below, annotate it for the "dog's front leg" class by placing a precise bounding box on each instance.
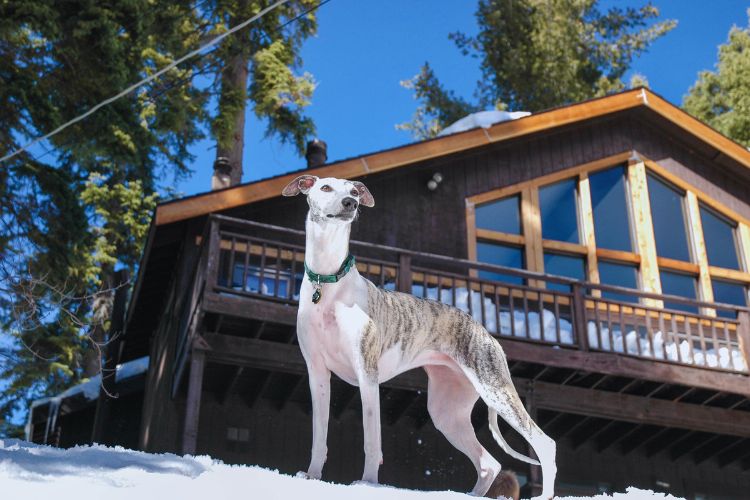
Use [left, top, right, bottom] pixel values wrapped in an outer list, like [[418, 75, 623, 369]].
[[359, 379, 382, 484], [306, 360, 331, 479]]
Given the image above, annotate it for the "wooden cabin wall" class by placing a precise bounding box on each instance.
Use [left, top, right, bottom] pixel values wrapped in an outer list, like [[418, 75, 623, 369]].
[[221, 113, 750, 261], [193, 386, 748, 498], [138, 219, 205, 453]]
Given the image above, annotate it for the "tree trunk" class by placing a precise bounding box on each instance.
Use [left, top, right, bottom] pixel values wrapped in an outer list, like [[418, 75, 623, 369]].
[[215, 46, 250, 186]]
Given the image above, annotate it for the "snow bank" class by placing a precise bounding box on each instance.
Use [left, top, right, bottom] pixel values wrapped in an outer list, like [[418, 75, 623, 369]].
[[0, 439, 682, 500], [438, 110, 531, 137]]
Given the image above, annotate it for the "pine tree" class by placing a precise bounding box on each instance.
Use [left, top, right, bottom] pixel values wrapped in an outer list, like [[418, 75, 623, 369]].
[[399, 0, 675, 139], [204, 0, 318, 184], [683, 10, 750, 148], [0, 0, 205, 434]]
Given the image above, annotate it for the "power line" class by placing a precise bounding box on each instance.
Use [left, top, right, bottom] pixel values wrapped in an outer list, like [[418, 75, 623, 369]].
[[16, 0, 333, 167], [0, 0, 290, 165]]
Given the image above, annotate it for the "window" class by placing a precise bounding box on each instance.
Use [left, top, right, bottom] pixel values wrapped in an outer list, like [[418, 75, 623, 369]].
[[476, 195, 521, 234], [589, 166, 632, 251], [647, 174, 691, 262], [700, 205, 741, 270], [476, 242, 525, 285], [544, 252, 585, 292], [540, 178, 579, 243], [660, 270, 698, 312], [712, 280, 747, 318], [598, 261, 639, 303]]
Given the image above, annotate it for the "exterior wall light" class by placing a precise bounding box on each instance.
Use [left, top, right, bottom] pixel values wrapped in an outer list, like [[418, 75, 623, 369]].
[[427, 172, 443, 191]]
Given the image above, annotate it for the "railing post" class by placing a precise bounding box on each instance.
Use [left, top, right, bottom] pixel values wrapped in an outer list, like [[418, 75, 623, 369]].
[[397, 253, 412, 293], [572, 283, 589, 351], [205, 219, 222, 291], [737, 311, 750, 372]]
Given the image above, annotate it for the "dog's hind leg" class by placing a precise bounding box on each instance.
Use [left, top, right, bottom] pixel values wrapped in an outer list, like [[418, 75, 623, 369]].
[[425, 364, 500, 496]]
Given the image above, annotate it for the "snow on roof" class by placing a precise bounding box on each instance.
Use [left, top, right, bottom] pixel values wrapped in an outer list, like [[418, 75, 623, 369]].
[[0, 439, 684, 500], [438, 110, 531, 137], [25, 356, 150, 442]]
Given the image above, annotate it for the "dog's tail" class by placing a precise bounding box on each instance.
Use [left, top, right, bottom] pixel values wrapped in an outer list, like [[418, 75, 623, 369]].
[[487, 408, 540, 466]]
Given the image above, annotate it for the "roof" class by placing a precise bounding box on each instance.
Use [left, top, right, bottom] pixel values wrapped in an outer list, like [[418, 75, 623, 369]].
[[154, 88, 750, 227]]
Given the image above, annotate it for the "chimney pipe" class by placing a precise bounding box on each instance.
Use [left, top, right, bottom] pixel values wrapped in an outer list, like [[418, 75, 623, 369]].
[[211, 157, 233, 190], [305, 139, 327, 169]]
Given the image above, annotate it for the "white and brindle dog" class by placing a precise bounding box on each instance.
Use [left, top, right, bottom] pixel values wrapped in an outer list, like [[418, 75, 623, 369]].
[[282, 175, 556, 498]]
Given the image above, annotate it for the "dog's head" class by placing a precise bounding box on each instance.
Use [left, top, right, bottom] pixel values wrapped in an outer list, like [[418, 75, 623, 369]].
[[282, 175, 374, 224]]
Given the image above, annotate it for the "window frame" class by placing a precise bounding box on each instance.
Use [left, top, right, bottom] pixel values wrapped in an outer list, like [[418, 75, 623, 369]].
[[466, 151, 750, 314]]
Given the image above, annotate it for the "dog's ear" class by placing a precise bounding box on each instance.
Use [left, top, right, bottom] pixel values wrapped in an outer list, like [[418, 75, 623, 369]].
[[352, 181, 375, 207], [282, 175, 318, 196]]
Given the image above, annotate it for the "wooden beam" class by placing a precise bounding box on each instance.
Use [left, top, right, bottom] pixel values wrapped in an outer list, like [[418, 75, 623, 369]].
[[182, 347, 206, 455], [220, 366, 244, 405], [197, 334, 750, 437], [501, 340, 750, 399], [627, 158, 662, 306], [202, 292, 297, 325], [577, 172, 600, 294], [533, 381, 750, 438], [685, 191, 715, 317], [522, 187, 544, 288]]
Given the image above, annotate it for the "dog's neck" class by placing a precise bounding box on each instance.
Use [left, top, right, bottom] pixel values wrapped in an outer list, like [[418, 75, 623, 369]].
[[305, 212, 352, 275]]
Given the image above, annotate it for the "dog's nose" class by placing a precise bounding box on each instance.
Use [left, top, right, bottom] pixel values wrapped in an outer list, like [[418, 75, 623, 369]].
[[341, 197, 358, 210]]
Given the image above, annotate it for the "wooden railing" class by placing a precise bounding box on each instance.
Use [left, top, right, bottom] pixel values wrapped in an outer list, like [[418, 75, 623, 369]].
[[193, 215, 750, 374]]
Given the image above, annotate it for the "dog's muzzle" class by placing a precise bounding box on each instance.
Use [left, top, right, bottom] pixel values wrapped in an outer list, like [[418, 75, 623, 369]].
[[326, 197, 358, 219]]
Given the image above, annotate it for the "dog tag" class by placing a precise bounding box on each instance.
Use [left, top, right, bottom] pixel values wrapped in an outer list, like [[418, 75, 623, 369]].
[[312, 285, 322, 304]]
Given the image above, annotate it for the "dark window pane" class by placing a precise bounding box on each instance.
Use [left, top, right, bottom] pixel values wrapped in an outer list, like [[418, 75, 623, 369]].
[[590, 166, 632, 251], [544, 252, 585, 292], [700, 205, 740, 270], [540, 178, 579, 243], [712, 280, 747, 318], [476, 195, 521, 234], [660, 270, 697, 313], [647, 174, 691, 261], [598, 261, 639, 303], [477, 241, 524, 285]]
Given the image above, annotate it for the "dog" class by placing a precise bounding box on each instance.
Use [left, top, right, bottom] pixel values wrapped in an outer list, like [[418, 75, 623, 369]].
[[282, 175, 556, 498]]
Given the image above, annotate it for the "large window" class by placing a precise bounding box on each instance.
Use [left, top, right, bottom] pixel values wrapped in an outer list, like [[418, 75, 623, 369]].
[[468, 154, 750, 315], [700, 204, 740, 270], [475, 196, 521, 235], [476, 242, 524, 285], [647, 174, 691, 262], [544, 252, 585, 291], [540, 178, 579, 243], [590, 166, 633, 252], [598, 261, 639, 303]]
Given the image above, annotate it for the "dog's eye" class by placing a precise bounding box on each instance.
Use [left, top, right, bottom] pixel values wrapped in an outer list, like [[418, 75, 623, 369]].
[[320, 185, 332, 192], [350, 189, 358, 197]]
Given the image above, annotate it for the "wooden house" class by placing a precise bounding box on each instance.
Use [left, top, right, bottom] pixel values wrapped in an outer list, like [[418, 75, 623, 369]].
[[28, 88, 750, 498]]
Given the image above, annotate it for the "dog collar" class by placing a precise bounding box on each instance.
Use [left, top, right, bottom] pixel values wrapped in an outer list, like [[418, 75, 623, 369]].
[[304, 254, 356, 304]]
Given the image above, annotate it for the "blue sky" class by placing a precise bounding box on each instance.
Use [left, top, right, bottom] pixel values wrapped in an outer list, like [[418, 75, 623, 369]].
[[174, 0, 748, 196]]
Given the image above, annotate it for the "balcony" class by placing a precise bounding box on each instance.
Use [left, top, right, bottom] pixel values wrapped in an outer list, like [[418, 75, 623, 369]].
[[175, 214, 749, 379]]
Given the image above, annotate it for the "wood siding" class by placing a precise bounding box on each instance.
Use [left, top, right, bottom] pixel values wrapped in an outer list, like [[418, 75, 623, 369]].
[[219, 114, 750, 263]]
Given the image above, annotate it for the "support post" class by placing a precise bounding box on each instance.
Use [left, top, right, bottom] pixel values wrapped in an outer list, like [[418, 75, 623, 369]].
[[91, 269, 130, 445], [182, 346, 206, 455], [737, 311, 750, 373], [397, 253, 412, 293], [572, 283, 589, 351], [524, 383, 543, 498]]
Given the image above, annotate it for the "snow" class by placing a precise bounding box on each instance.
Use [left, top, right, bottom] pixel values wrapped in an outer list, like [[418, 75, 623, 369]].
[[25, 356, 150, 443], [0, 439, 683, 500], [438, 110, 531, 137]]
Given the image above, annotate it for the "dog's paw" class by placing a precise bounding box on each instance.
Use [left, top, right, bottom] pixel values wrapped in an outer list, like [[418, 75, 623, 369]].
[[295, 471, 320, 480]]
